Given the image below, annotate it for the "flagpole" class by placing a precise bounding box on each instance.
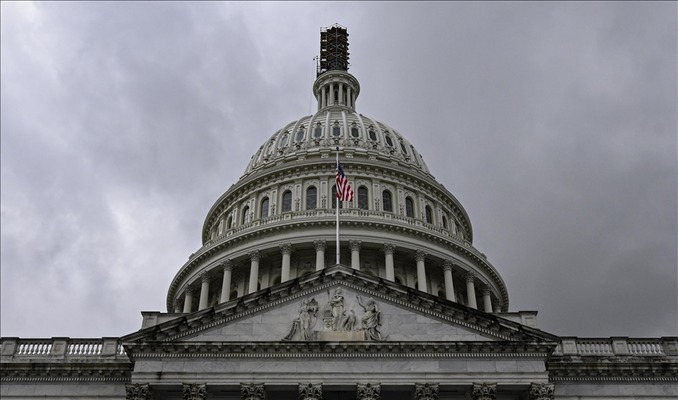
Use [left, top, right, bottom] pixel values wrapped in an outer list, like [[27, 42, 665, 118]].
[[335, 147, 340, 265]]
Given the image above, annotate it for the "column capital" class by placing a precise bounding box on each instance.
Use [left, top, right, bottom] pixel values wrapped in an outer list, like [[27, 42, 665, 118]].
[[528, 383, 555, 400], [349, 239, 362, 251], [313, 240, 326, 251], [415, 249, 427, 262], [125, 383, 151, 400], [383, 243, 396, 255], [182, 383, 207, 400], [279, 243, 293, 254], [465, 271, 476, 283], [241, 383, 265, 400], [221, 259, 233, 271], [299, 383, 322, 400], [357, 383, 381, 400], [443, 259, 454, 271], [184, 286, 194, 295], [482, 287, 491, 296], [249, 250, 261, 262], [414, 383, 439, 400], [471, 383, 496, 400], [200, 271, 210, 283]]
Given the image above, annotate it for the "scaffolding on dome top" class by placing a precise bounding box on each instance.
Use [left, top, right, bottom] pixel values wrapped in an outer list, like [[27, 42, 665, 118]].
[[317, 23, 350, 76]]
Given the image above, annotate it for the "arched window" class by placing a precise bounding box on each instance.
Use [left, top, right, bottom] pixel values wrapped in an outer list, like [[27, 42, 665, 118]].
[[425, 205, 433, 224], [227, 215, 233, 229], [382, 190, 393, 212], [260, 197, 269, 219], [242, 205, 250, 224], [332, 185, 343, 209], [313, 124, 323, 138], [282, 190, 292, 212], [306, 186, 317, 210], [278, 133, 289, 148], [442, 215, 448, 229], [332, 124, 341, 137], [384, 133, 394, 147], [405, 197, 414, 218], [357, 186, 368, 210], [399, 140, 408, 155], [351, 126, 360, 138]]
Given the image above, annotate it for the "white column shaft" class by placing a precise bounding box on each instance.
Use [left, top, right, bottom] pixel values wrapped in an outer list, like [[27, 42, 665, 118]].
[[220, 268, 232, 303], [281, 252, 291, 282], [198, 278, 210, 310], [417, 259, 427, 293], [315, 249, 325, 271], [483, 291, 493, 313], [385, 253, 395, 281], [444, 268, 455, 302], [466, 278, 477, 309], [249, 259, 259, 294], [183, 291, 193, 313]]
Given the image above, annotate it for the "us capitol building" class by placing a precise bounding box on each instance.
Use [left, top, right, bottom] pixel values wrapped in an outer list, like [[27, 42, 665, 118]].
[[2, 25, 676, 400]]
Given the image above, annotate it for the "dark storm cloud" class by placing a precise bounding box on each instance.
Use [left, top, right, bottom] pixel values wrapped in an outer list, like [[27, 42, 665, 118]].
[[1, 2, 675, 338]]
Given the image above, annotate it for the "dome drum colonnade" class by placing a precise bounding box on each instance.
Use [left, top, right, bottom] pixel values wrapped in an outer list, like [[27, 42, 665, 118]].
[[166, 44, 508, 318]]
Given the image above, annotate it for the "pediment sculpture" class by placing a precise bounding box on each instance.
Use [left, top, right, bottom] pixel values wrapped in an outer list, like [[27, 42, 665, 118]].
[[283, 289, 385, 341]]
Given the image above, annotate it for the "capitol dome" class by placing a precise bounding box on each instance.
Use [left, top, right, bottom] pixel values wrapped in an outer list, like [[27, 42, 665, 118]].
[[166, 24, 508, 316]]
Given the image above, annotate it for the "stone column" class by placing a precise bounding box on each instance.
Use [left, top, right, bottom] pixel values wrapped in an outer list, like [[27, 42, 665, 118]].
[[347, 86, 352, 108], [220, 259, 233, 303], [357, 383, 380, 400], [182, 287, 193, 313], [299, 383, 322, 400], [415, 250, 428, 293], [414, 383, 439, 400], [471, 383, 496, 400], [198, 272, 210, 310], [173, 299, 182, 313], [466, 272, 478, 309], [321, 87, 326, 108], [314, 240, 326, 271], [339, 84, 344, 105], [528, 383, 555, 400], [125, 383, 151, 400], [482, 288, 493, 313], [248, 250, 260, 294], [280, 243, 292, 282], [241, 383, 265, 400], [183, 383, 207, 400], [349, 239, 361, 270], [383, 243, 396, 282], [443, 260, 456, 302]]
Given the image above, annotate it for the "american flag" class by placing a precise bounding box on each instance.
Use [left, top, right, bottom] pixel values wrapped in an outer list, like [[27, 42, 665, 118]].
[[335, 162, 354, 202]]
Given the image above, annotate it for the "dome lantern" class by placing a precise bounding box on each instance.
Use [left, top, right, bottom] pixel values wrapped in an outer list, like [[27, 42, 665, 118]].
[[313, 24, 360, 111]]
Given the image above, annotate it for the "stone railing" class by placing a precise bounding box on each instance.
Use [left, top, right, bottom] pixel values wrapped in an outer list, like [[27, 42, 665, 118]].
[[1, 337, 127, 361], [554, 337, 678, 357]]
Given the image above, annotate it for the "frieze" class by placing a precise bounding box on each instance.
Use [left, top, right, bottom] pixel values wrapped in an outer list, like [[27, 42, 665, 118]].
[[0, 362, 131, 383]]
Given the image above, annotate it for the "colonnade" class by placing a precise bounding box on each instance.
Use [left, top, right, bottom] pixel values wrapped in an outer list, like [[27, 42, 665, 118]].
[[125, 382, 555, 400], [177, 241, 499, 314]]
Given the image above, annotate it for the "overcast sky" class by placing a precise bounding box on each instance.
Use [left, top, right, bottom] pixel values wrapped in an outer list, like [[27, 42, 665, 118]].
[[2, 2, 676, 339]]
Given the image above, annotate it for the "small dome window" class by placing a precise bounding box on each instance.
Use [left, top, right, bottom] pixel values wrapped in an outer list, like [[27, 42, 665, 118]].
[[242, 205, 250, 224], [368, 128, 377, 141], [442, 215, 448, 229], [384, 133, 394, 147], [357, 186, 369, 210], [405, 197, 414, 218], [260, 197, 270, 219], [306, 186, 317, 210], [282, 190, 292, 212], [399, 140, 408, 155], [350, 123, 360, 138], [425, 205, 433, 224], [295, 127, 305, 142], [382, 190, 393, 212], [313, 123, 323, 139], [279, 133, 289, 148], [332, 124, 341, 137]]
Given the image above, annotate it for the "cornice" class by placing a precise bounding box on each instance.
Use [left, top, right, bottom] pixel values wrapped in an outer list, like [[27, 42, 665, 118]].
[[548, 356, 678, 382], [125, 341, 555, 359]]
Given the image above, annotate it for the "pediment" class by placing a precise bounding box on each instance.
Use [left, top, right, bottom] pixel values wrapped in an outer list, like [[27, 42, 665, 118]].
[[123, 265, 557, 345]]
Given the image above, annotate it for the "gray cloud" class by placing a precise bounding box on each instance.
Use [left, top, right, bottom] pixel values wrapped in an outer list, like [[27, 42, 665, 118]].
[[2, 2, 675, 338]]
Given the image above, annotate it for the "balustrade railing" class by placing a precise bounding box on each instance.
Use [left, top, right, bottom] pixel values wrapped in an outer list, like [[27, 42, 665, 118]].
[[555, 338, 674, 357], [1, 338, 127, 360]]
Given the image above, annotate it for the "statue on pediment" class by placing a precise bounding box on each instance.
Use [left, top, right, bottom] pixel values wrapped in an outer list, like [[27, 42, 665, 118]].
[[283, 298, 319, 341], [357, 295, 383, 341]]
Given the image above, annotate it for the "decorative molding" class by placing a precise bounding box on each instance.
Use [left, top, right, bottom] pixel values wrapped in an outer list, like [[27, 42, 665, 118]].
[[357, 383, 380, 400], [249, 250, 261, 262], [383, 243, 396, 255], [442, 259, 453, 272], [221, 259, 233, 271], [200, 271, 210, 283], [414, 383, 438, 400], [241, 383, 265, 400], [414, 250, 427, 262], [279, 243, 292, 254], [182, 383, 207, 400], [299, 383, 322, 400], [126, 383, 151, 400], [471, 383, 496, 400], [465, 271, 476, 283], [349, 240, 362, 252], [528, 383, 554, 400], [313, 240, 326, 251]]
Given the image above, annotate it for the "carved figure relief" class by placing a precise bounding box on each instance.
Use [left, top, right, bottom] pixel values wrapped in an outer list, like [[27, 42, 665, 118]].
[[282, 289, 385, 341], [283, 298, 319, 341]]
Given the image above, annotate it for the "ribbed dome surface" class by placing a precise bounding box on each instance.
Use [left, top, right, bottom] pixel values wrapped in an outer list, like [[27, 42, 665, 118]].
[[243, 108, 431, 177]]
